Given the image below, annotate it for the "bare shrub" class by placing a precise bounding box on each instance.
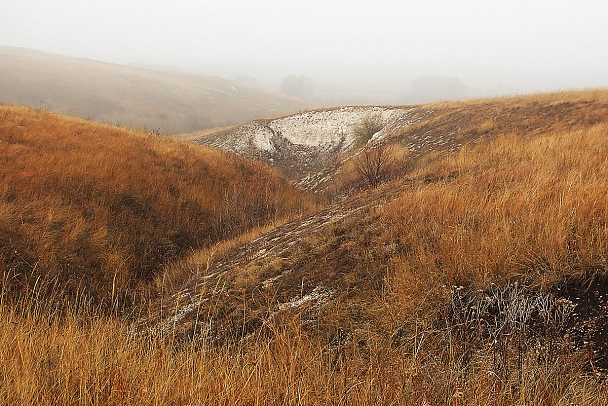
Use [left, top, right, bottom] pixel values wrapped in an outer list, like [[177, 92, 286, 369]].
[[353, 143, 396, 188]]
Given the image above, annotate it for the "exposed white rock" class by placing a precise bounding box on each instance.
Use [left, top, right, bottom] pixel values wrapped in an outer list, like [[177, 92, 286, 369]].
[[199, 106, 420, 181], [278, 286, 333, 311]]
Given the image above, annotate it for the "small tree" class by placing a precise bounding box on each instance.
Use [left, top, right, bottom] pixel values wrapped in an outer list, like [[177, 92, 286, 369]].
[[353, 143, 396, 188], [353, 114, 384, 147]]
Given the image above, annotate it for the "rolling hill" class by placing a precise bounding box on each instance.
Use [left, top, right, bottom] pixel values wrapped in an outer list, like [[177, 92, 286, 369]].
[[3, 89, 608, 404], [0, 105, 314, 304], [0, 46, 310, 134], [188, 90, 608, 193]]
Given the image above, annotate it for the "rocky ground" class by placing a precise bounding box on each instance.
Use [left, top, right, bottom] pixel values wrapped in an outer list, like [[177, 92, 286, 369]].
[[190, 106, 429, 190]]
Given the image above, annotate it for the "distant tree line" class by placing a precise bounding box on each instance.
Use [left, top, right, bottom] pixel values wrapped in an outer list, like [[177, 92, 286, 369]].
[[280, 74, 313, 99]]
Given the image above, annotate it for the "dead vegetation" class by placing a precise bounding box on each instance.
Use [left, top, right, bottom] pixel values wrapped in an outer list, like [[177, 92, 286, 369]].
[[3, 89, 608, 404], [0, 105, 314, 307]]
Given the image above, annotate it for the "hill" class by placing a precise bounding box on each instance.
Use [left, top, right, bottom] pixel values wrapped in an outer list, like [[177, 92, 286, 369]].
[[159, 90, 608, 329], [3, 90, 608, 404], [0, 46, 310, 134], [0, 105, 314, 305], [152, 90, 608, 403], [188, 90, 608, 194]]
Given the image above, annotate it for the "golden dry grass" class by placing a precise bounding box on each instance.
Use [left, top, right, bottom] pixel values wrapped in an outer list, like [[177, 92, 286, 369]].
[[385, 124, 608, 291], [0, 105, 314, 305], [1, 296, 605, 405], [3, 90, 608, 404]]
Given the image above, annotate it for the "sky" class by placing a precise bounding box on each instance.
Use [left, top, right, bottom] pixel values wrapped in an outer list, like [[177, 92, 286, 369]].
[[2, 0, 608, 102]]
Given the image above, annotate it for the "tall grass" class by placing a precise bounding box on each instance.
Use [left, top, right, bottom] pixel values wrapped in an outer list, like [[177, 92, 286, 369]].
[[1, 292, 604, 405], [0, 105, 314, 304], [383, 124, 608, 292], [3, 92, 608, 404]]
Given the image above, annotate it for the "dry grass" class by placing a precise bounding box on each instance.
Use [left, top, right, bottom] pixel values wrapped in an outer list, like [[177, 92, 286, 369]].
[[3, 90, 608, 404], [391, 89, 608, 160], [156, 219, 295, 294], [0, 46, 310, 134], [0, 105, 314, 305], [384, 124, 608, 291], [1, 295, 605, 405]]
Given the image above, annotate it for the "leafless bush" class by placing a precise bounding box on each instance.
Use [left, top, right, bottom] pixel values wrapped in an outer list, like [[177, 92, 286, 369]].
[[353, 143, 397, 188]]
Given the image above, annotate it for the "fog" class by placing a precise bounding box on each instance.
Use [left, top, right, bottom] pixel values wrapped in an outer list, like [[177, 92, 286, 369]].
[[2, 0, 608, 104]]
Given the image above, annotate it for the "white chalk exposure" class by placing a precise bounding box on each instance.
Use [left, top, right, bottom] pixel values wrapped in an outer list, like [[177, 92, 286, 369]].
[[208, 106, 415, 154]]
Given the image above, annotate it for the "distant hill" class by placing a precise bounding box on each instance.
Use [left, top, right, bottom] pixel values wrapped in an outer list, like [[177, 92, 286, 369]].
[[0, 46, 310, 134]]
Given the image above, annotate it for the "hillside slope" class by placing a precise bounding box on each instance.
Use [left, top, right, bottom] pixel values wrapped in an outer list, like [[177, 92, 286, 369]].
[[0, 46, 310, 134], [0, 105, 314, 304], [155, 90, 608, 393], [189, 90, 608, 194], [188, 106, 424, 183]]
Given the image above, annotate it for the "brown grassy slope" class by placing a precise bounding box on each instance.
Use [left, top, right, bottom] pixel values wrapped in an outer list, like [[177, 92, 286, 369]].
[[3, 91, 608, 405], [335, 90, 608, 194], [160, 90, 608, 340], [0, 46, 310, 134], [384, 124, 608, 297], [0, 105, 314, 304]]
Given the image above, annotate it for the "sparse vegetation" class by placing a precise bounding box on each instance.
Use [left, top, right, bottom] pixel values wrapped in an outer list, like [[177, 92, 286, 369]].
[[337, 142, 409, 192], [353, 113, 384, 146], [3, 90, 608, 404]]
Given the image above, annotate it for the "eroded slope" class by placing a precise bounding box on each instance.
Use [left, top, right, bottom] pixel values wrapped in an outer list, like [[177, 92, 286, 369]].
[[154, 90, 608, 376], [191, 106, 427, 187]]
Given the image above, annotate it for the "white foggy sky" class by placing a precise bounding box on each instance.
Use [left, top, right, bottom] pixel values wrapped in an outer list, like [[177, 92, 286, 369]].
[[2, 1, 607, 68], [1, 0, 607, 97]]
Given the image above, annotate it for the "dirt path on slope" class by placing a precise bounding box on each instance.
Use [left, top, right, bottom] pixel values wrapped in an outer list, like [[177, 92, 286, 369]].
[[146, 179, 406, 342]]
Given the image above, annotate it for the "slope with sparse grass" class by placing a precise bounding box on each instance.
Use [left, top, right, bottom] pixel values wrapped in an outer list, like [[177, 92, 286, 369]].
[[187, 105, 422, 185]]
